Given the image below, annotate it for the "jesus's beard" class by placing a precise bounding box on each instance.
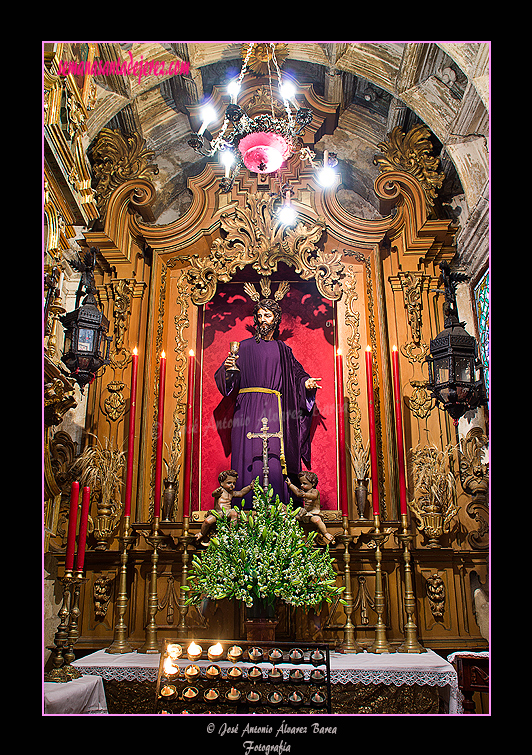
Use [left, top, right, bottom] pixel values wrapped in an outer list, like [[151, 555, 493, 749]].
[[255, 321, 276, 342]]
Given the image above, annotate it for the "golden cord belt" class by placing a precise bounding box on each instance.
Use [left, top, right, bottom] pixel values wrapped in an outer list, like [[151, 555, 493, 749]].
[[238, 387, 287, 474]]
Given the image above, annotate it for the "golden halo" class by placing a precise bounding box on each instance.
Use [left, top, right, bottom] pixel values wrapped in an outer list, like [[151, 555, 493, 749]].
[[241, 43, 289, 76]]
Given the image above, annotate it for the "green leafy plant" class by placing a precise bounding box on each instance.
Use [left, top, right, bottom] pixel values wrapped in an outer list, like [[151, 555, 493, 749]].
[[182, 481, 346, 610]]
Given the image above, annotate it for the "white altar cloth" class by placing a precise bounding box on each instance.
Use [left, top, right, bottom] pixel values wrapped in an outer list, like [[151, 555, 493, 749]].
[[44, 674, 108, 715], [72, 648, 460, 713]]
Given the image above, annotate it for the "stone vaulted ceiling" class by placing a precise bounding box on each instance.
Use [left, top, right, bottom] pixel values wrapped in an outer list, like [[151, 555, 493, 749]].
[[83, 42, 489, 269]]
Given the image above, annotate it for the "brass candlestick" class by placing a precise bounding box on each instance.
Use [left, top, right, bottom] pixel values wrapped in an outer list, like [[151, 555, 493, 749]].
[[63, 573, 87, 666], [45, 573, 83, 682], [368, 514, 393, 654], [177, 517, 193, 641], [396, 514, 426, 653], [106, 517, 137, 654], [139, 518, 164, 653], [338, 527, 364, 653]]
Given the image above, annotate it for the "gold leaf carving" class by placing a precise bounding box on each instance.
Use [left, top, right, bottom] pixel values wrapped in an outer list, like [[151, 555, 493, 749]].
[[241, 43, 289, 76], [406, 380, 434, 420], [169, 192, 343, 304], [374, 125, 444, 210], [89, 128, 159, 216]]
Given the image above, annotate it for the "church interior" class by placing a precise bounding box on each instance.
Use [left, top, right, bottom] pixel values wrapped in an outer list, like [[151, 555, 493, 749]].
[[43, 42, 490, 717]]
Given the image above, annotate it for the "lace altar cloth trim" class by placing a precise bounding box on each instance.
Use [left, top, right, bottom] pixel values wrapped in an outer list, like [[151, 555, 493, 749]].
[[73, 649, 460, 713], [446, 651, 489, 714]]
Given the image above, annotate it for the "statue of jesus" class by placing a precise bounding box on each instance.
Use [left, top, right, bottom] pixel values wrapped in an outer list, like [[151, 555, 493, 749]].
[[214, 298, 322, 508]]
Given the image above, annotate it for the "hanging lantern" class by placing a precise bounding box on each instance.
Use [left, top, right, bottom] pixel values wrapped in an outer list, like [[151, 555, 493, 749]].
[[61, 247, 112, 392], [426, 262, 487, 423]]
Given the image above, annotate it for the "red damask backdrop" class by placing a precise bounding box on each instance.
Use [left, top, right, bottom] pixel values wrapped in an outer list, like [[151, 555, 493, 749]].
[[191, 271, 339, 513]]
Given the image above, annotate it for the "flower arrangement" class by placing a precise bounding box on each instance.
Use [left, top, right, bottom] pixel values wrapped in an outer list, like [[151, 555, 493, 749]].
[[182, 482, 346, 611]]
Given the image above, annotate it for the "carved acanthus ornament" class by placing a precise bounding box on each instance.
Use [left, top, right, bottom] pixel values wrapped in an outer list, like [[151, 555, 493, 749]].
[[103, 381, 126, 422], [89, 128, 159, 217], [93, 574, 115, 621], [374, 124, 445, 212], [44, 49, 99, 222], [426, 574, 446, 619], [459, 427, 489, 550], [104, 278, 139, 368], [168, 192, 344, 304], [407, 380, 434, 421], [399, 272, 430, 363], [44, 377, 77, 427], [344, 266, 362, 439]]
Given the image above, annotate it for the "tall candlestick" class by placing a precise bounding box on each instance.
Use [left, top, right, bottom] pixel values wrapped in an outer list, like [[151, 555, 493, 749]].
[[365, 346, 380, 516], [65, 482, 80, 574], [336, 349, 348, 517], [183, 350, 195, 518], [154, 351, 167, 521], [75, 486, 91, 574], [124, 347, 139, 519], [391, 346, 408, 517]]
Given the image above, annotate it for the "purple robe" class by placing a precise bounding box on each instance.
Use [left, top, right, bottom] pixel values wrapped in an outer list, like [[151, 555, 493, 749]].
[[214, 338, 316, 507]]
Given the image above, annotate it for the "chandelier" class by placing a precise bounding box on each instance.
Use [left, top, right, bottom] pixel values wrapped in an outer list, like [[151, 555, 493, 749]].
[[187, 43, 337, 217]]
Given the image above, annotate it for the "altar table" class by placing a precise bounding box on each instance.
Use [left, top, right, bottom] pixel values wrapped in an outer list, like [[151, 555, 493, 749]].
[[44, 674, 108, 715], [72, 648, 460, 714]]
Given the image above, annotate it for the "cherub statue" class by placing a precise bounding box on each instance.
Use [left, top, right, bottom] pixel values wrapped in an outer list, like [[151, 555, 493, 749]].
[[285, 471, 335, 545], [194, 470, 254, 545]]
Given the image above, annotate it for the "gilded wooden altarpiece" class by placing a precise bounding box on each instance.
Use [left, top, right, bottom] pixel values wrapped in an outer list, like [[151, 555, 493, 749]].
[[49, 115, 488, 653]]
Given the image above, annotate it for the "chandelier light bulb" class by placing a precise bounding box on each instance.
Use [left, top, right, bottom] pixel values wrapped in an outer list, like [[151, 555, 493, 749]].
[[227, 80, 241, 103], [278, 204, 297, 225], [221, 149, 235, 177], [280, 81, 297, 106], [317, 165, 336, 187], [198, 106, 216, 135]]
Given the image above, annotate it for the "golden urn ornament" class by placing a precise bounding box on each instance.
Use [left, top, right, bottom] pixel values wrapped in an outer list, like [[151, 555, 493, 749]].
[[408, 444, 458, 548]]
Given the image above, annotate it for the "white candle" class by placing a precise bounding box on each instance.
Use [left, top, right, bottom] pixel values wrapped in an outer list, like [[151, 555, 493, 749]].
[[208, 642, 224, 660], [187, 641, 202, 660]]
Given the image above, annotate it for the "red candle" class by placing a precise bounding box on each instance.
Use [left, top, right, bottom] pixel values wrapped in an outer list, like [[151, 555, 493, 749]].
[[365, 346, 380, 516], [124, 347, 139, 519], [65, 481, 80, 574], [154, 351, 167, 520], [183, 350, 195, 518], [75, 486, 91, 574], [391, 346, 408, 516], [336, 349, 348, 517]]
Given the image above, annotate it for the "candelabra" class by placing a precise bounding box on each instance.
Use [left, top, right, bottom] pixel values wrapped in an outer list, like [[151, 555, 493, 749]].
[[338, 523, 364, 653], [396, 514, 426, 653], [45, 573, 86, 682], [367, 514, 393, 654], [106, 517, 137, 654], [176, 516, 193, 641], [139, 518, 164, 653]]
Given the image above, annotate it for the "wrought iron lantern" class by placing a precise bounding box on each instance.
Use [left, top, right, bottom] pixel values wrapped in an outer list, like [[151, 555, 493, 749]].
[[426, 262, 487, 424], [60, 247, 111, 392]]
